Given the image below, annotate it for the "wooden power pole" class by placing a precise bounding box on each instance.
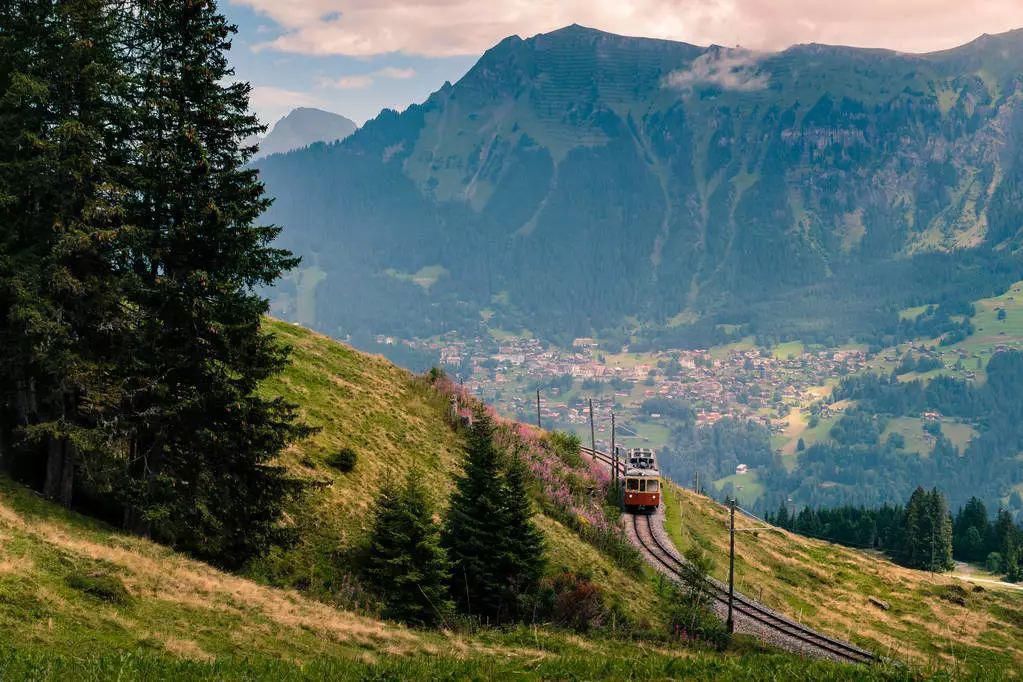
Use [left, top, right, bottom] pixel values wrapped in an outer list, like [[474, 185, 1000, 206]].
[[610, 411, 616, 487], [727, 498, 736, 634], [588, 398, 596, 454], [535, 389, 541, 429]]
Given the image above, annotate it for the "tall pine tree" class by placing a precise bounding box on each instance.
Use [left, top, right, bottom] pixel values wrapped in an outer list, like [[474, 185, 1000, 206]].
[[900, 487, 953, 571], [493, 454, 545, 619], [0, 0, 132, 506], [926, 489, 954, 572], [444, 406, 507, 619], [116, 0, 306, 566], [444, 406, 546, 622], [367, 471, 452, 625]]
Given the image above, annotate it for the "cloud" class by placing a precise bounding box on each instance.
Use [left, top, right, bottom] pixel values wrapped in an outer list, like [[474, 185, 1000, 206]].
[[663, 48, 768, 93], [375, 66, 416, 80], [248, 85, 325, 124], [329, 74, 375, 89], [229, 0, 1023, 58], [318, 66, 418, 90]]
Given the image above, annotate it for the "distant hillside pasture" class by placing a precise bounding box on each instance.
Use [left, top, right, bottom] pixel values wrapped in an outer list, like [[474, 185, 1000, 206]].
[[663, 483, 1023, 677]]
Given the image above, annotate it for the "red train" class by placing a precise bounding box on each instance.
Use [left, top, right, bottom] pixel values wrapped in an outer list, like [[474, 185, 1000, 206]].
[[623, 447, 660, 512]]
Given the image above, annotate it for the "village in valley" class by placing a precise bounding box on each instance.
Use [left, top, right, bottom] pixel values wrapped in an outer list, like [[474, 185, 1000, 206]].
[[376, 331, 870, 452]]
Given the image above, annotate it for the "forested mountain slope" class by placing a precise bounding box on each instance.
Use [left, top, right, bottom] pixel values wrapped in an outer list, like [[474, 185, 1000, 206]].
[[260, 25, 1023, 345]]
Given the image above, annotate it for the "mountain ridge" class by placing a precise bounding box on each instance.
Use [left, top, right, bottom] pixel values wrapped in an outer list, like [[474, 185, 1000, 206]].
[[258, 25, 1023, 346]]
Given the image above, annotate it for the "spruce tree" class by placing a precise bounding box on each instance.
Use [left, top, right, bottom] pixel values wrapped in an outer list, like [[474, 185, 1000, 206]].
[[444, 406, 546, 622], [900, 487, 929, 568], [953, 497, 989, 562], [117, 0, 306, 566], [0, 0, 132, 505], [927, 489, 954, 571], [493, 454, 545, 619], [367, 471, 452, 625], [443, 406, 507, 619]]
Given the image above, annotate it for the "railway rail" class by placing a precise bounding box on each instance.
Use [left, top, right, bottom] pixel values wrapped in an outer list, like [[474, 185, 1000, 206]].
[[580, 446, 878, 665]]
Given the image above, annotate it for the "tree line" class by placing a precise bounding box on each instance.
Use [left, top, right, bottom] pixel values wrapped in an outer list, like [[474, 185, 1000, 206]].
[[767, 489, 1023, 581], [0, 1, 306, 567]]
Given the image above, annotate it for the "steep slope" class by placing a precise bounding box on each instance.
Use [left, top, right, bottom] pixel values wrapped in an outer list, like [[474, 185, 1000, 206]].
[[0, 319, 919, 679], [258, 25, 1023, 346], [1, 471, 904, 680], [662, 483, 1023, 677], [254, 108, 357, 159], [251, 320, 654, 620]]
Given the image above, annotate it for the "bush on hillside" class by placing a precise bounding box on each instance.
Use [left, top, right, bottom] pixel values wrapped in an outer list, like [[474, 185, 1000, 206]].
[[66, 571, 131, 605], [327, 447, 358, 473], [663, 545, 728, 648], [532, 570, 607, 633]]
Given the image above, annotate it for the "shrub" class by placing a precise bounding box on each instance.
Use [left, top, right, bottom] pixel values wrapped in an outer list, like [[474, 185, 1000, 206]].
[[548, 431, 582, 469], [534, 571, 606, 632], [327, 447, 357, 473], [663, 546, 728, 648], [66, 571, 130, 605]]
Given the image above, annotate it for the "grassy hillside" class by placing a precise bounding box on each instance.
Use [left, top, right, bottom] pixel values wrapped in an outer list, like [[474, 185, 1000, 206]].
[[0, 318, 924, 679], [253, 320, 654, 623], [663, 482, 1023, 677], [2, 471, 918, 680]]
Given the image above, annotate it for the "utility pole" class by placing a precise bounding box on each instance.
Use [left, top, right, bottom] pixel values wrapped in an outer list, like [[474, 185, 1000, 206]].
[[611, 411, 617, 488], [588, 398, 596, 454], [694, 471, 699, 495], [727, 498, 736, 634], [535, 388, 541, 429]]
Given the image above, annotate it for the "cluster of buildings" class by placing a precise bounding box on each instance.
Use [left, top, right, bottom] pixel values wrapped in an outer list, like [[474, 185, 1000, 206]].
[[399, 333, 869, 442]]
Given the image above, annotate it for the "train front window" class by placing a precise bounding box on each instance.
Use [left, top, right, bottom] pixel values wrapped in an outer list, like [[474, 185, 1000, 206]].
[[647, 480, 659, 493], [627, 478, 639, 491]]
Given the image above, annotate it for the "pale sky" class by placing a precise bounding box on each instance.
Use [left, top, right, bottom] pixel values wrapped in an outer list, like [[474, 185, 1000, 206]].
[[222, 0, 1023, 126]]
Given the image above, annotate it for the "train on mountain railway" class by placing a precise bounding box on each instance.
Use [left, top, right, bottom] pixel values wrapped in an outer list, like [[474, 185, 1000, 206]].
[[623, 447, 660, 512]]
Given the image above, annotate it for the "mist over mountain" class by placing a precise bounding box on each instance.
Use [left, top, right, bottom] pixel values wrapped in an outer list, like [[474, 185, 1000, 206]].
[[258, 25, 1023, 346], [254, 107, 357, 160]]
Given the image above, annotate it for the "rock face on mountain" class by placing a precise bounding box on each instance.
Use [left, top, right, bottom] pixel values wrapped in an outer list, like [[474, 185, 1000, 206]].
[[258, 25, 1023, 345], [255, 107, 357, 159]]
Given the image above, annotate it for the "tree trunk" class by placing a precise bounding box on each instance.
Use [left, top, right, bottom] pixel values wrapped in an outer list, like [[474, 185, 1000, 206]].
[[43, 437, 64, 499], [122, 437, 149, 536], [59, 440, 75, 507], [0, 414, 7, 473]]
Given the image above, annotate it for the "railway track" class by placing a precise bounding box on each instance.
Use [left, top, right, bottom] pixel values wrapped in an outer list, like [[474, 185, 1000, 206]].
[[580, 446, 877, 665]]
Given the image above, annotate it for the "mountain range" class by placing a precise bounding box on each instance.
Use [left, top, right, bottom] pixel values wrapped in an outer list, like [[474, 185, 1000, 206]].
[[253, 107, 357, 160], [258, 25, 1023, 347]]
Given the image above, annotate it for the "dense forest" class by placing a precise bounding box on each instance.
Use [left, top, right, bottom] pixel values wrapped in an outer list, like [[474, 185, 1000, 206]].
[[0, 0, 307, 567], [659, 351, 1023, 519], [766, 491, 1023, 581]]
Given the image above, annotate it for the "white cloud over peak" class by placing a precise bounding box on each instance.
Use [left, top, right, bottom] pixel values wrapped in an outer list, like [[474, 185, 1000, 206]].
[[663, 48, 768, 93], [229, 0, 1023, 58]]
